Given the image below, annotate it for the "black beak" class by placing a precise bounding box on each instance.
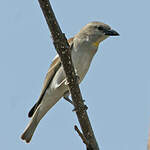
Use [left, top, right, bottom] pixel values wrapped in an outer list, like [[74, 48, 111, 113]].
[[104, 29, 119, 36]]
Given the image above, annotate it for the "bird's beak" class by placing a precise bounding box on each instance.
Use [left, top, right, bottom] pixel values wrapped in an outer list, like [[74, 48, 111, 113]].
[[104, 29, 119, 36]]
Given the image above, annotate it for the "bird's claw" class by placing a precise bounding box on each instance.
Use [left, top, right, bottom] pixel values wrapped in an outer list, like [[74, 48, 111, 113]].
[[64, 91, 87, 112], [72, 104, 88, 112]]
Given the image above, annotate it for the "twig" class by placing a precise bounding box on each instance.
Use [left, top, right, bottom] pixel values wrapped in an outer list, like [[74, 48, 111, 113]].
[[38, 1, 100, 150], [148, 127, 150, 150], [74, 125, 89, 146]]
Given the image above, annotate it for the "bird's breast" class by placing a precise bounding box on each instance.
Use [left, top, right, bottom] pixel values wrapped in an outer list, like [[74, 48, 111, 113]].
[[71, 47, 95, 82]]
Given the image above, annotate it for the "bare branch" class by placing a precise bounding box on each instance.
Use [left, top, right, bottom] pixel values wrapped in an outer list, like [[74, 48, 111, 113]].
[[38, 1, 99, 150], [148, 128, 150, 150], [74, 125, 89, 146]]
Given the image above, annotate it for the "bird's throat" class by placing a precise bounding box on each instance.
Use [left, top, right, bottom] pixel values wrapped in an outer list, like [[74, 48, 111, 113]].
[[93, 41, 100, 47]]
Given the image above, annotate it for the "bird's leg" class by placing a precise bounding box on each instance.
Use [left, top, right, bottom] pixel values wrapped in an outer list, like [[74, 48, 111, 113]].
[[64, 69, 79, 107], [63, 91, 74, 105], [63, 70, 87, 111], [63, 91, 88, 111]]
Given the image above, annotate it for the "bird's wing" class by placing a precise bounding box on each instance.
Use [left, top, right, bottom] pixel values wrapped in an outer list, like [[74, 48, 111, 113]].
[[28, 37, 74, 117]]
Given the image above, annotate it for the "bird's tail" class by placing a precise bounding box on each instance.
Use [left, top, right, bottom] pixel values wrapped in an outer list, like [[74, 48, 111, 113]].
[[21, 106, 41, 143], [21, 87, 65, 143]]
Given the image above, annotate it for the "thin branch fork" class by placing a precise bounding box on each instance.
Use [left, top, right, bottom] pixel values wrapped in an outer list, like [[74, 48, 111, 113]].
[[74, 125, 89, 146], [38, 1, 99, 150]]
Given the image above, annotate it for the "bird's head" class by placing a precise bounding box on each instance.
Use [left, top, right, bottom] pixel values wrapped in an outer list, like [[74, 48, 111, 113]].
[[77, 21, 119, 47]]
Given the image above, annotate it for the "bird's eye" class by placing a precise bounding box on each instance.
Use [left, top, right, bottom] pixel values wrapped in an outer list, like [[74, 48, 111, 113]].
[[98, 26, 104, 30]]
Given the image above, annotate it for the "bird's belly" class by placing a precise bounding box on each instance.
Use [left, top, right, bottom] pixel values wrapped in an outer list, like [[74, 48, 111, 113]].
[[72, 51, 93, 82]]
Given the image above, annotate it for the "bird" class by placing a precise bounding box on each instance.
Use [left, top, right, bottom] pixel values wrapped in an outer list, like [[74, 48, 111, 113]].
[[21, 21, 119, 143]]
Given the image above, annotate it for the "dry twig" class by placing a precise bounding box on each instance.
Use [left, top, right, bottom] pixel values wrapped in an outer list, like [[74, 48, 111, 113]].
[[74, 125, 89, 146]]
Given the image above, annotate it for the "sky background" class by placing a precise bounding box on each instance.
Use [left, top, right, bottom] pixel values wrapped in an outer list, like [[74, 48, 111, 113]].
[[0, 0, 150, 150]]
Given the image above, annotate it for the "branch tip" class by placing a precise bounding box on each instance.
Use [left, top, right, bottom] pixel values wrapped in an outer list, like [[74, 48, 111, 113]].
[[74, 125, 89, 146]]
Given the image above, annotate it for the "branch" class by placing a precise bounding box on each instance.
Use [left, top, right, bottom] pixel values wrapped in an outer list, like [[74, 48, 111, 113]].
[[148, 128, 150, 150], [74, 125, 89, 146], [38, 1, 99, 150]]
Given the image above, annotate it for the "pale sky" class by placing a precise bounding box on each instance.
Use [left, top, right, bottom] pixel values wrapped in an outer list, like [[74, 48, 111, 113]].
[[0, 0, 150, 150]]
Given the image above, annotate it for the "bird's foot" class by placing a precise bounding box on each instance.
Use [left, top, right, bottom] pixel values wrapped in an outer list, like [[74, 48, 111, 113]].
[[63, 92, 87, 112], [63, 91, 74, 106], [72, 104, 88, 112]]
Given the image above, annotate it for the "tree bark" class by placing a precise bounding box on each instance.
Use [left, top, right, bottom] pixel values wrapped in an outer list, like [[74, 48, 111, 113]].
[[38, 1, 100, 150], [148, 128, 150, 150]]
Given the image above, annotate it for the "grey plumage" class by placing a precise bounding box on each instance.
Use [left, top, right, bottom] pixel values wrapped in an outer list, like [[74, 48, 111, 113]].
[[21, 21, 119, 143]]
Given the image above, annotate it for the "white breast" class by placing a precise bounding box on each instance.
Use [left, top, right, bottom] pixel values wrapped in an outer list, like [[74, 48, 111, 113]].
[[71, 46, 97, 82]]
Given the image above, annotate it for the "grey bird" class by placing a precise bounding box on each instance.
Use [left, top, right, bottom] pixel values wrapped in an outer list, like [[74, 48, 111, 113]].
[[21, 21, 119, 143]]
